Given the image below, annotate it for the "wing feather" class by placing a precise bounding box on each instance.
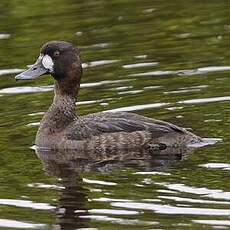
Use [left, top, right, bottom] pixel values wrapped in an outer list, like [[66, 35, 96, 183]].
[[66, 112, 186, 140]]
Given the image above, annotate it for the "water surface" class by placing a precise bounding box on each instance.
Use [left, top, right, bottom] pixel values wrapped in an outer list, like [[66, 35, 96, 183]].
[[0, 0, 230, 229]]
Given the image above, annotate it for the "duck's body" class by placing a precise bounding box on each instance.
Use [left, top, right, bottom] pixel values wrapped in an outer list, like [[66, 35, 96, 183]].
[[36, 94, 200, 150], [16, 41, 201, 150]]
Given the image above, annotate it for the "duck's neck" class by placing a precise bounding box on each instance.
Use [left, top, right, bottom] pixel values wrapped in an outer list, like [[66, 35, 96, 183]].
[[38, 59, 82, 134], [40, 79, 80, 132]]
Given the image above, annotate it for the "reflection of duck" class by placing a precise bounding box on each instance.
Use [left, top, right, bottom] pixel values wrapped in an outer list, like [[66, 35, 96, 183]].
[[57, 168, 89, 230], [16, 41, 202, 150], [39, 153, 90, 230], [36, 146, 192, 228], [36, 145, 192, 173]]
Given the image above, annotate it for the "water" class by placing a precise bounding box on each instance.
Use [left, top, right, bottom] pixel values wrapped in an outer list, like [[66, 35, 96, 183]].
[[0, 0, 230, 229]]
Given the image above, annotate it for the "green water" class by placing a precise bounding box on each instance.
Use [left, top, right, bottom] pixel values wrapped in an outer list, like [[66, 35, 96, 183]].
[[0, 0, 230, 229]]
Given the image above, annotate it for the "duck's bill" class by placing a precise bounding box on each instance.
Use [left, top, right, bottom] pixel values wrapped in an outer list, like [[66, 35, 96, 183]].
[[15, 56, 48, 80]]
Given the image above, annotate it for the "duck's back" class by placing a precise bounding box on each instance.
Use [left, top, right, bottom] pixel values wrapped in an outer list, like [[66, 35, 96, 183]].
[[64, 112, 201, 150]]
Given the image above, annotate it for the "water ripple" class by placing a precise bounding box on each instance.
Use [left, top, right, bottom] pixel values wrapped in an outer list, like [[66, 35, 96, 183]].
[[0, 86, 52, 94], [28, 112, 45, 116], [192, 220, 230, 226], [81, 79, 132, 88], [122, 62, 158, 69], [129, 70, 176, 77], [87, 43, 110, 48], [179, 66, 230, 76], [104, 102, 169, 112], [89, 209, 139, 215], [118, 90, 143, 95], [164, 89, 201, 95], [134, 55, 147, 59], [0, 33, 10, 39], [178, 96, 230, 104], [114, 86, 133, 91], [143, 85, 162, 90], [83, 59, 120, 68], [82, 178, 117, 186], [158, 196, 230, 205], [133, 172, 171, 176], [128, 66, 230, 77], [92, 198, 131, 202], [0, 69, 24, 76], [0, 79, 131, 95], [26, 122, 40, 127], [157, 189, 178, 194], [199, 163, 230, 170], [111, 202, 230, 215], [166, 106, 184, 111], [157, 182, 221, 195], [204, 119, 222, 123], [27, 183, 64, 190], [76, 100, 97, 106], [80, 215, 158, 226], [156, 182, 230, 200], [0, 199, 55, 210], [0, 219, 46, 229]]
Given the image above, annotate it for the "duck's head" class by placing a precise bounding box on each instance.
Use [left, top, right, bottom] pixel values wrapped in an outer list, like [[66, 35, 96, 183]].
[[16, 41, 82, 95]]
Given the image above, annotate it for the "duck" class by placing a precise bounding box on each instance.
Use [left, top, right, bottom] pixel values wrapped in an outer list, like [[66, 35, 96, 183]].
[[15, 41, 202, 151]]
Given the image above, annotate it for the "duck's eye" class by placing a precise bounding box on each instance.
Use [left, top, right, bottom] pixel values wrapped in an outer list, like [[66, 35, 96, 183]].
[[54, 51, 60, 57]]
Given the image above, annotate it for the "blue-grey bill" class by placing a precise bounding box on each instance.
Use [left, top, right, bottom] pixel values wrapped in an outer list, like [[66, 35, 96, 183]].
[[15, 58, 48, 80]]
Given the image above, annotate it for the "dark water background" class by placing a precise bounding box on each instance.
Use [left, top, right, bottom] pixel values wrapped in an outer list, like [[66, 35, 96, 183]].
[[0, 0, 230, 229]]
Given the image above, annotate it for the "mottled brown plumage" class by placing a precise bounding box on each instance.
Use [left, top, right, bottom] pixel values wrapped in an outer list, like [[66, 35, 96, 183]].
[[16, 41, 202, 151]]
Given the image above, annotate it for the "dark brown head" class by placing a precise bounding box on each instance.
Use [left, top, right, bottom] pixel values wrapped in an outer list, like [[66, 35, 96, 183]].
[[15, 41, 82, 96]]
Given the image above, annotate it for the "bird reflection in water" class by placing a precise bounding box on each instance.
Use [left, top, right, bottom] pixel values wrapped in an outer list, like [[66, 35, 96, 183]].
[[35, 146, 194, 229]]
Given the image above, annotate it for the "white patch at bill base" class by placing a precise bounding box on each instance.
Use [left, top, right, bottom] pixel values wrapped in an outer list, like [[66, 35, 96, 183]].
[[42, 55, 54, 72]]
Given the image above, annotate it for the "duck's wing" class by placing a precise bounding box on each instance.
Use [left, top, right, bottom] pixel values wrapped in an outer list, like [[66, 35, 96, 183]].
[[66, 112, 186, 140]]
